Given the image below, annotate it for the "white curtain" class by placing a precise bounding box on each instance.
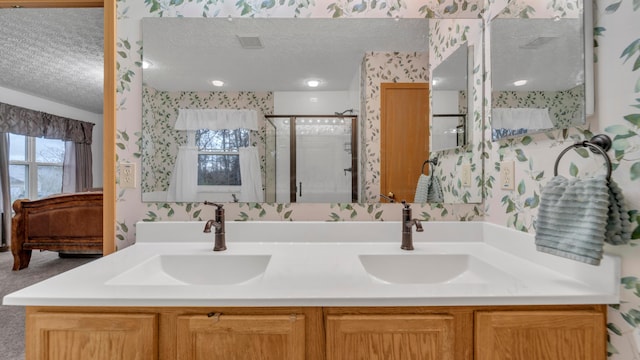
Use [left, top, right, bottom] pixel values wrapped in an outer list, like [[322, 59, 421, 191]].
[[491, 108, 553, 130], [167, 130, 198, 202], [239, 146, 264, 203]]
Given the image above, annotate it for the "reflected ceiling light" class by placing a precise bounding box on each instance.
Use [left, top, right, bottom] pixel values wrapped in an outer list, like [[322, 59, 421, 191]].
[[211, 80, 225, 87], [142, 60, 152, 69], [306, 80, 320, 88], [513, 79, 528, 87]]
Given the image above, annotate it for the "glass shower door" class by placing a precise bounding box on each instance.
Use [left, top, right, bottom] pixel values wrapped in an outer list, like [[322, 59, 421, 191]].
[[295, 118, 352, 203]]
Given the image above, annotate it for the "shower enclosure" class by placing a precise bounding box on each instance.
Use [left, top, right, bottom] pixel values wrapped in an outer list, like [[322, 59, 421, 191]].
[[264, 115, 357, 203]]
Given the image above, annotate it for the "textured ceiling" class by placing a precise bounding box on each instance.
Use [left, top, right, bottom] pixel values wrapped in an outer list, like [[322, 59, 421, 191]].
[[0, 8, 104, 114], [142, 18, 430, 92], [492, 18, 583, 91]]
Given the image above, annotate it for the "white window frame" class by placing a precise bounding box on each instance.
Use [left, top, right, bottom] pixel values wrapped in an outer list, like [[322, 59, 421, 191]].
[[9, 135, 64, 200], [196, 128, 247, 192]]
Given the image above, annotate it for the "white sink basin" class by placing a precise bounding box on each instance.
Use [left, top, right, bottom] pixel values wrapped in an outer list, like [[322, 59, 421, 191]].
[[106, 254, 271, 286], [358, 254, 516, 284]]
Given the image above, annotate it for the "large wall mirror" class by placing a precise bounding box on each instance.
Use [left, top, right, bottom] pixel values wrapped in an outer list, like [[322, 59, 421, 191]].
[[141, 17, 484, 205], [489, 2, 590, 141]]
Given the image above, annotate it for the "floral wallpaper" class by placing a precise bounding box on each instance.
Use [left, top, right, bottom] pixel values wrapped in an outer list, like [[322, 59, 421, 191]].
[[429, 18, 485, 204], [115, 0, 639, 357]]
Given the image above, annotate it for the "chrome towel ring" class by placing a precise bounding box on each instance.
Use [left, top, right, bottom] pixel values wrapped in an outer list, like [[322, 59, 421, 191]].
[[553, 134, 613, 181]]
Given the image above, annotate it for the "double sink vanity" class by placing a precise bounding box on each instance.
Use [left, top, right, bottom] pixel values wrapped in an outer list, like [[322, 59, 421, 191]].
[[4, 218, 619, 359]]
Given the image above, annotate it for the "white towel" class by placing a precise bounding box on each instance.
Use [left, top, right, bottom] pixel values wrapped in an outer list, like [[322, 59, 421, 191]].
[[239, 146, 264, 202]]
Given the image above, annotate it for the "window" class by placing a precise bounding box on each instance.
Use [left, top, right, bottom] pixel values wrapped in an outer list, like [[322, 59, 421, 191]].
[[196, 129, 249, 186], [9, 134, 65, 204]]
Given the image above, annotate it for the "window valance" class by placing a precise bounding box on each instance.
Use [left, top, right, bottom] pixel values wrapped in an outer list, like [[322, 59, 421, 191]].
[[174, 109, 258, 131], [0, 102, 94, 144]]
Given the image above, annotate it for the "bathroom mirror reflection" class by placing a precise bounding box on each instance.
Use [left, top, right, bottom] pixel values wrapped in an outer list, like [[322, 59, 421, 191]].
[[490, 6, 586, 141], [141, 17, 435, 204], [431, 43, 471, 151]]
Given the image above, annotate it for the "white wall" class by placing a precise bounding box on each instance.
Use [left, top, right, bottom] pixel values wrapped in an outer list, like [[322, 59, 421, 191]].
[[274, 91, 354, 115], [431, 90, 461, 151], [0, 86, 104, 188], [432, 90, 459, 113]]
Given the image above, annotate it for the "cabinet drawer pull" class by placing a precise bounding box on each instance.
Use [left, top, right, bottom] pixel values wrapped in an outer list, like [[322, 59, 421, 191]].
[[207, 312, 222, 322]]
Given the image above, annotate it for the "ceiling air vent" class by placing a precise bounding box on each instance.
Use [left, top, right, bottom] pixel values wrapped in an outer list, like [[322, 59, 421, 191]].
[[236, 35, 263, 49]]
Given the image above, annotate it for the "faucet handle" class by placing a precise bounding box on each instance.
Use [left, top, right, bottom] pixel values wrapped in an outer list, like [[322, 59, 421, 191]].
[[204, 201, 224, 210], [401, 200, 410, 209]]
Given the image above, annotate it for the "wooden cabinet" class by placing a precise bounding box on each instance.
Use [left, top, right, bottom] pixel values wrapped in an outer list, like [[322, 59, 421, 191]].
[[175, 313, 305, 360], [326, 314, 456, 360], [475, 309, 606, 360], [26, 311, 157, 360], [325, 307, 473, 360], [25, 305, 606, 360]]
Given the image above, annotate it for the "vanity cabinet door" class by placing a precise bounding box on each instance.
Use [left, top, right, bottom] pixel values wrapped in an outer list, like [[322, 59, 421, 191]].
[[475, 310, 606, 360], [325, 314, 458, 360], [26, 312, 158, 360], [175, 313, 306, 360]]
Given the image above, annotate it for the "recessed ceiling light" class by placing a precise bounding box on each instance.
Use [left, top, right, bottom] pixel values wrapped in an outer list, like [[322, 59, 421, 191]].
[[212, 80, 225, 87], [306, 80, 320, 88], [513, 80, 528, 87]]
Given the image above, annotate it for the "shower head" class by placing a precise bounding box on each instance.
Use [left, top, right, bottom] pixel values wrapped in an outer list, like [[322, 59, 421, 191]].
[[335, 109, 354, 116]]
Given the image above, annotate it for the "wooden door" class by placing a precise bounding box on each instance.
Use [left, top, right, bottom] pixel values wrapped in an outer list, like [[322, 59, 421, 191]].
[[26, 312, 158, 360], [475, 310, 606, 360], [380, 83, 430, 203], [176, 314, 306, 360], [326, 314, 456, 360]]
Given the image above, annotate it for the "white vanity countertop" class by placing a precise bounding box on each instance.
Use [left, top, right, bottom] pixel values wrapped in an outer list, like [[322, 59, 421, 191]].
[[3, 221, 620, 307]]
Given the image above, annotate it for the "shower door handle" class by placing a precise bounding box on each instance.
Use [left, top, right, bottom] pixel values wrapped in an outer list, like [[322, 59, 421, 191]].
[[299, 182, 302, 197]]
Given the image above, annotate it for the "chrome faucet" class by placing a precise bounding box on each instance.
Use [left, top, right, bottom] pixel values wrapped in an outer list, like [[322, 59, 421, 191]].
[[401, 201, 423, 250], [203, 201, 226, 251]]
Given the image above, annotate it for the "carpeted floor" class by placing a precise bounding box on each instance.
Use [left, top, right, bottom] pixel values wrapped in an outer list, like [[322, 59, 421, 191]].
[[0, 249, 96, 360]]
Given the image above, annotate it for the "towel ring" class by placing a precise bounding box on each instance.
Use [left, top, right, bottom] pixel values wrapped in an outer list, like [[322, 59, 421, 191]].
[[553, 135, 613, 181], [422, 157, 438, 174]]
